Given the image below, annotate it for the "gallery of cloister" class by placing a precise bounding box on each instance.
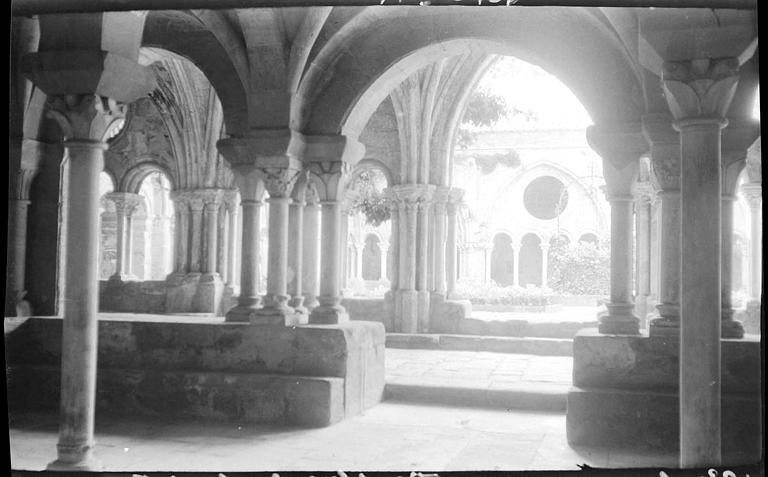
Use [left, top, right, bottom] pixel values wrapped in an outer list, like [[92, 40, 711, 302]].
[[5, 1, 763, 473]]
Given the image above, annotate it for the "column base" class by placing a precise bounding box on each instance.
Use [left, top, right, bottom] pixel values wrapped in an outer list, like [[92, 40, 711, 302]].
[[308, 302, 349, 325], [417, 290, 431, 332], [47, 444, 102, 472], [252, 296, 305, 326], [194, 274, 225, 314], [395, 290, 419, 333], [289, 296, 308, 315], [598, 303, 639, 335], [303, 295, 320, 311], [108, 273, 138, 282], [721, 317, 745, 339], [225, 300, 262, 323], [648, 315, 680, 338]]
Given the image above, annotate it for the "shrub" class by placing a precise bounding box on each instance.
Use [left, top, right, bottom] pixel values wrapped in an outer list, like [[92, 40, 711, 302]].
[[454, 278, 554, 306], [548, 240, 609, 295]]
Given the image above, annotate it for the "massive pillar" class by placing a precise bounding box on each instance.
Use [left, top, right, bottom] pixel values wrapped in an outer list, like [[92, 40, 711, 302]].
[[662, 56, 741, 467], [22, 12, 155, 469], [306, 135, 365, 325], [587, 126, 646, 335], [6, 138, 45, 316], [105, 192, 142, 281], [302, 184, 321, 311]]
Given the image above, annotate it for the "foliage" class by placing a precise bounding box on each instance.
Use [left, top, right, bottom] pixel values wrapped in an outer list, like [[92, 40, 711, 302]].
[[454, 278, 554, 306], [548, 240, 610, 295], [349, 170, 391, 227], [473, 151, 522, 174], [457, 89, 538, 150]]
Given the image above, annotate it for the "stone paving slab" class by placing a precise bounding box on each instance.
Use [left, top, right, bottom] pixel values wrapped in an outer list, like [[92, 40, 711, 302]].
[[384, 348, 572, 411], [386, 333, 573, 356]]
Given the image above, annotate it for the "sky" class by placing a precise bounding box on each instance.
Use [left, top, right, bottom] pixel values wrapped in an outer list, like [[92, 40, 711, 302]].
[[471, 55, 593, 131]]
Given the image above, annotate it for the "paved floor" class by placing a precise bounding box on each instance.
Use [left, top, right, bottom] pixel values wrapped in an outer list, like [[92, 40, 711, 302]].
[[9, 404, 679, 472], [385, 348, 572, 390]]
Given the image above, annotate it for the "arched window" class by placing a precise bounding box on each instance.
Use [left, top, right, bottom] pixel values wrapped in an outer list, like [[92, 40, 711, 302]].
[[518, 233, 543, 286], [98, 172, 116, 280], [362, 234, 382, 280], [490, 233, 515, 286], [136, 171, 174, 280]]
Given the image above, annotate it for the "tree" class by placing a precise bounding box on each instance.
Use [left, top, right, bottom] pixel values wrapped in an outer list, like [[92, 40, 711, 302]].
[[349, 170, 391, 227], [548, 240, 610, 295], [456, 89, 538, 150]]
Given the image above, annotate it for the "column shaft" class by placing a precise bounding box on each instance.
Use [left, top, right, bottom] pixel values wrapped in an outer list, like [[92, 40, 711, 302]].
[[389, 206, 400, 289], [124, 214, 135, 276], [747, 196, 762, 300], [512, 247, 520, 287], [225, 200, 261, 321], [634, 196, 652, 326], [55, 141, 105, 468], [309, 200, 348, 324], [433, 205, 446, 295], [302, 203, 321, 310], [288, 200, 306, 312], [188, 203, 203, 273], [114, 209, 127, 276], [720, 196, 743, 337], [541, 244, 549, 288], [203, 203, 219, 275], [260, 197, 292, 314], [226, 206, 238, 285], [650, 191, 681, 335], [678, 119, 724, 467], [445, 205, 457, 297], [8, 200, 31, 295]]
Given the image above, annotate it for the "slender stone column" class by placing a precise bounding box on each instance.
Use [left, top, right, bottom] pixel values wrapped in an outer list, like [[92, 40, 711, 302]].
[[445, 189, 463, 299], [106, 192, 142, 281], [720, 192, 743, 337], [6, 138, 44, 316], [484, 246, 492, 284], [188, 196, 204, 274], [202, 193, 221, 276], [662, 56, 740, 468], [288, 186, 307, 315], [432, 187, 450, 297], [228, 197, 263, 320], [170, 192, 190, 276], [540, 241, 550, 288], [416, 194, 434, 332], [42, 94, 133, 471], [380, 240, 389, 282], [217, 204, 228, 279], [226, 198, 238, 286], [355, 240, 364, 279], [742, 183, 762, 302], [512, 245, 520, 287], [302, 188, 321, 310], [633, 185, 653, 327], [309, 199, 348, 324], [587, 126, 645, 335]]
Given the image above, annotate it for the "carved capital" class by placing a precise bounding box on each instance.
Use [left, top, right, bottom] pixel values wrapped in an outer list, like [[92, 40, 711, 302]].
[[649, 144, 681, 192], [741, 182, 762, 209], [46, 94, 127, 142], [388, 184, 435, 208], [9, 139, 50, 200], [661, 58, 740, 121], [106, 192, 143, 217], [633, 182, 654, 206], [260, 166, 302, 199], [306, 161, 350, 202], [305, 181, 321, 206]]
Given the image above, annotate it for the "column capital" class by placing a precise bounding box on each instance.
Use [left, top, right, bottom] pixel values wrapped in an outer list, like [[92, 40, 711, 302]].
[[306, 160, 350, 202], [46, 94, 128, 143], [105, 191, 143, 216], [633, 182, 654, 206], [741, 182, 762, 208], [587, 124, 647, 199], [661, 57, 740, 122], [10, 138, 51, 200]]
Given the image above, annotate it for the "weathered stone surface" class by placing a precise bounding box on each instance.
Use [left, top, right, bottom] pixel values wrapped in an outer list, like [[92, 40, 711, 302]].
[[8, 364, 344, 427], [386, 333, 440, 349], [567, 387, 761, 464], [456, 318, 488, 335], [430, 299, 471, 334], [100, 280, 168, 314], [572, 328, 761, 393], [165, 274, 202, 313], [5, 317, 385, 424], [342, 297, 393, 331]]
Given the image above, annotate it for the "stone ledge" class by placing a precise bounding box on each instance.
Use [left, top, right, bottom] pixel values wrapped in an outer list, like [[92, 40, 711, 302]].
[[572, 328, 761, 393], [7, 364, 344, 427], [566, 386, 762, 465], [386, 333, 572, 356]]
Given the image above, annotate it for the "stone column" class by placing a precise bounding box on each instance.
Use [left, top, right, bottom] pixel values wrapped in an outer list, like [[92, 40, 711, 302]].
[[512, 244, 520, 287], [6, 138, 44, 316], [170, 192, 190, 276], [45, 96, 131, 471], [355, 239, 364, 280], [742, 183, 762, 303], [287, 178, 307, 315], [432, 186, 450, 297], [662, 56, 740, 467], [416, 190, 434, 332], [187, 195, 204, 275], [445, 189, 464, 299], [633, 184, 653, 328], [255, 167, 302, 325], [106, 192, 142, 281], [587, 126, 645, 335], [380, 240, 389, 282], [225, 197, 239, 286], [484, 245, 493, 284], [302, 185, 321, 311], [305, 137, 365, 324], [390, 184, 425, 332], [217, 203, 228, 279], [720, 153, 747, 338], [540, 242, 550, 288]]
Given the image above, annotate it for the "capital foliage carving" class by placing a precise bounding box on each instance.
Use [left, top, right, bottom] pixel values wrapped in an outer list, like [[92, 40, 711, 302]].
[[649, 145, 681, 192], [106, 192, 143, 217], [661, 58, 740, 121], [306, 161, 350, 202], [46, 94, 127, 142], [260, 166, 302, 199]]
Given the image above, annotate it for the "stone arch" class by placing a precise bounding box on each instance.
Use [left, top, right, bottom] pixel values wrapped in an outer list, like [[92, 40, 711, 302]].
[[579, 232, 600, 245], [136, 171, 175, 280], [120, 161, 177, 193], [350, 159, 395, 188], [361, 233, 383, 281], [141, 11, 249, 135], [298, 7, 641, 138], [490, 232, 515, 287], [518, 232, 543, 287]]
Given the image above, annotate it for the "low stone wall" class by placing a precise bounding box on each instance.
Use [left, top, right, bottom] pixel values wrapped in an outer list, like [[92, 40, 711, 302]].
[[342, 297, 393, 331], [566, 329, 762, 464], [472, 304, 563, 313], [430, 299, 472, 334], [5, 316, 385, 427], [99, 280, 168, 314]]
